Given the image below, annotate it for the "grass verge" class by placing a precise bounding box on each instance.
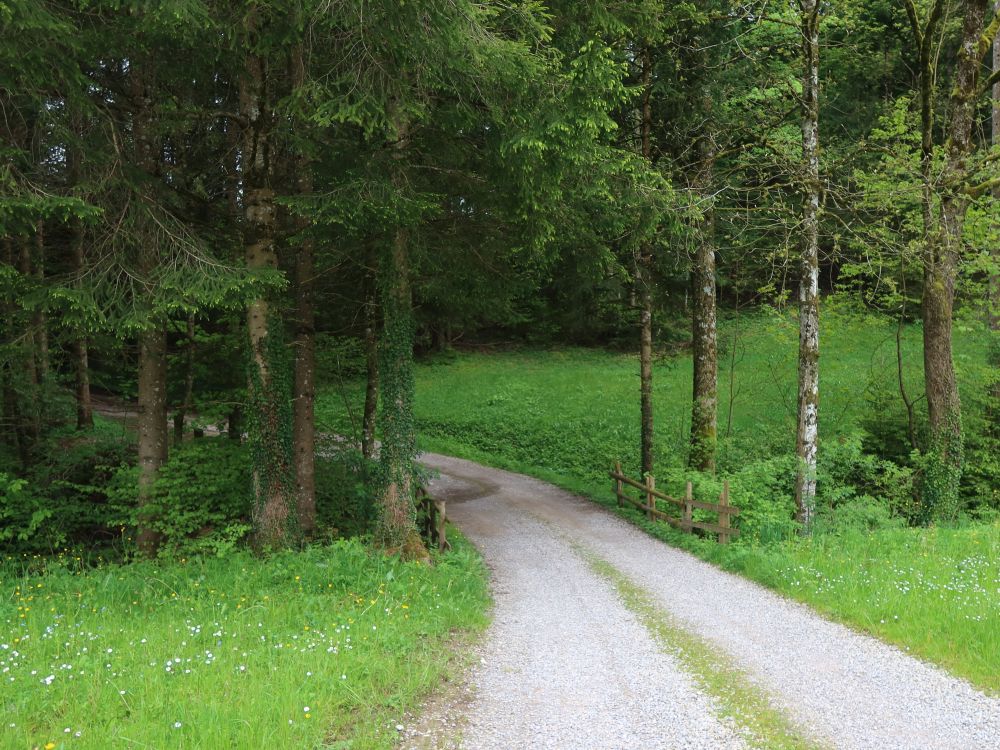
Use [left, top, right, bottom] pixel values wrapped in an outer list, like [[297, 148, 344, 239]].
[[1, 534, 490, 749]]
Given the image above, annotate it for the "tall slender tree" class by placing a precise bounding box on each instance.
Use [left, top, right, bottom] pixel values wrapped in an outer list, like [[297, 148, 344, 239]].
[[794, 0, 821, 531]]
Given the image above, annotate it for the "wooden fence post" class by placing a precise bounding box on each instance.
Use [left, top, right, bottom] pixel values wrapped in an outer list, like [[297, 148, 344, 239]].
[[614, 461, 623, 508], [719, 480, 731, 545], [645, 474, 655, 520], [683, 481, 693, 533], [434, 499, 450, 551]]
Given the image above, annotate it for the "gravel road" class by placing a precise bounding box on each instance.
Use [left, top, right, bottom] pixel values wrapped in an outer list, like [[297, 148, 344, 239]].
[[403, 452, 1000, 750]]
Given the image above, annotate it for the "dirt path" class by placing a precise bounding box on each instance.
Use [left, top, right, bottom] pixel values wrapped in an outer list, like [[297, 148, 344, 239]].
[[402, 452, 1000, 750]]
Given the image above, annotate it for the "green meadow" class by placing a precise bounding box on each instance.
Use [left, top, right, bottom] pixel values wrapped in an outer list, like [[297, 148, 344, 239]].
[[1, 537, 489, 749]]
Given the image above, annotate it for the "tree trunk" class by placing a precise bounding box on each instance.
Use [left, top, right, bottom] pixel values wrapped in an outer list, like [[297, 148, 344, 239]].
[[173, 314, 196, 444], [794, 0, 821, 531], [919, 0, 991, 519], [375, 115, 426, 560], [989, 0, 999, 414], [291, 43, 317, 537], [689, 136, 718, 473], [362, 263, 379, 461], [131, 60, 169, 556], [33, 223, 49, 386], [17, 237, 40, 442], [71, 216, 93, 430], [240, 46, 296, 548], [1, 238, 29, 469], [136, 324, 168, 556], [637, 47, 655, 477]]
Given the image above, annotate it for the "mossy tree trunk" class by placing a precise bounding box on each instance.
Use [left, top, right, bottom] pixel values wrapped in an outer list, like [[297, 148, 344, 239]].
[[689, 134, 718, 473], [987, 0, 999, 426], [241, 44, 297, 548], [909, 0, 993, 519], [794, 0, 821, 532], [375, 116, 427, 560]]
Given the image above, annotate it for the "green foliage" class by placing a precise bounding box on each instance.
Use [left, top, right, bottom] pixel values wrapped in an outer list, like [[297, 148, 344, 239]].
[[315, 446, 377, 539], [315, 334, 366, 384], [101, 439, 379, 558], [0, 425, 134, 552], [108, 440, 252, 559], [0, 534, 490, 748]]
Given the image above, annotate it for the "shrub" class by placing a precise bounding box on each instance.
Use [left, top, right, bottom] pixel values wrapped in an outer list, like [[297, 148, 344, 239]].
[[109, 439, 252, 558], [0, 426, 134, 552]]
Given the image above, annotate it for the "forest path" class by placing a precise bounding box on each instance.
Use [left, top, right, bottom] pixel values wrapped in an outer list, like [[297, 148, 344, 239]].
[[401, 452, 1000, 750]]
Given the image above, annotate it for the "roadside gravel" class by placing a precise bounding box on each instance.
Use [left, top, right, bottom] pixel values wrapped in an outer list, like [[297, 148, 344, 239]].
[[416, 452, 1000, 750]]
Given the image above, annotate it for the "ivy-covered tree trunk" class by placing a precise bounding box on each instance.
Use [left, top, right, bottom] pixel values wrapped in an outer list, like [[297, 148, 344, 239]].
[[689, 136, 718, 473], [241, 46, 296, 548], [637, 47, 655, 478], [794, 0, 821, 532], [375, 116, 427, 560], [919, 0, 991, 519], [291, 44, 317, 536]]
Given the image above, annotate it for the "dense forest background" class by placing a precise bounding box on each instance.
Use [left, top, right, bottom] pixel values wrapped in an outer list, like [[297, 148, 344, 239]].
[[1, 0, 998, 558]]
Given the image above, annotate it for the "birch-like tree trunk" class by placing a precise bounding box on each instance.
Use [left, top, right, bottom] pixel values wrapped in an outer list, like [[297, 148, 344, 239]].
[[241, 44, 296, 548], [689, 135, 718, 473], [794, 0, 821, 531]]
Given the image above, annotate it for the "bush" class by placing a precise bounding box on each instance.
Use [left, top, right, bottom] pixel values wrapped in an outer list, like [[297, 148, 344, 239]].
[[109, 439, 252, 558], [0, 425, 134, 552]]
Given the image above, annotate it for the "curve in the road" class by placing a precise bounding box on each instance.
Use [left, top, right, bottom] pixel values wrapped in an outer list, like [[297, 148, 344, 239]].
[[409, 452, 1000, 750]]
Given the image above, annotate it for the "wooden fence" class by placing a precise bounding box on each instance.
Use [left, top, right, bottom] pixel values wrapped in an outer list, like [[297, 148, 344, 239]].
[[609, 462, 739, 544], [416, 486, 451, 551]]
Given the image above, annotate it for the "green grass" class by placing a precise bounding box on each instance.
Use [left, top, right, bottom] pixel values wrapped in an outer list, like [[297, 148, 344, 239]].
[[1, 535, 490, 749], [316, 307, 998, 693]]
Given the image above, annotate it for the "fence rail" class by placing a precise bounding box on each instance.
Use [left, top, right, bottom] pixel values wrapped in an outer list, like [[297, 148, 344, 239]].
[[609, 462, 739, 544]]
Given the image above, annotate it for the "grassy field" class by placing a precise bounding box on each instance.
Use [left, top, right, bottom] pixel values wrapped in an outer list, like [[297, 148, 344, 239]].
[[316, 307, 999, 693], [1, 537, 490, 749]]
